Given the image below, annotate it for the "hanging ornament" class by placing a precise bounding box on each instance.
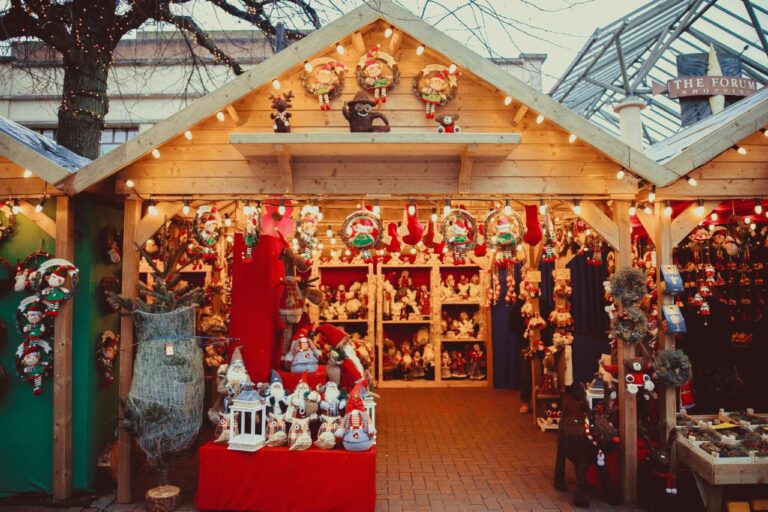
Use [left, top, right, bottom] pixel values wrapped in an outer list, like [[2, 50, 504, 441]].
[[243, 204, 262, 263], [340, 210, 383, 262], [194, 205, 222, 263], [413, 64, 458, 119], [100, 225, 122, 264], [96, 330, 119, 385], [356, 46, 399, 105], [484, 208, 525, 265], [0, 202, 16, 244], [99, 276, 121, 314], [16, 296, 50, 343], [442, 207, 477, 265], [301, 57, 345, 110], [296, 205, 319, 264], [35, 259, 79, 317], [14, 250, 52, 292], [15, 339, 52, 395]]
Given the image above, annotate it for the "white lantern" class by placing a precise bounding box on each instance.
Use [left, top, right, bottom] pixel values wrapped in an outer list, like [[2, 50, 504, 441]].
[[363, 394, 377, 430], [228, 387, 267, 452]]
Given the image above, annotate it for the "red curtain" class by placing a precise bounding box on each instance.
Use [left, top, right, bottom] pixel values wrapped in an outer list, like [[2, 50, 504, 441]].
[[230, 233, 285, 383]]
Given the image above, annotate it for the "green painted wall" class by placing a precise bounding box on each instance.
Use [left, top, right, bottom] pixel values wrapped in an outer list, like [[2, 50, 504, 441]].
[[0, 196, 123, 497]]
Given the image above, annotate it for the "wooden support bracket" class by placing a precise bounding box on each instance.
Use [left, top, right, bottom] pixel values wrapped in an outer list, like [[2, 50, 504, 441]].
[[511, 104, 528, 126], [635, 206, 657, 246], [274, 144, 294, 194], [134, 201, 183, 247], [671, 201, 719, 247], [458, 144, 477, 194], [579, 201, 619, 249], [388, 29, 403, 54], [351, 31, 366, 54], [225, 105, 241, 125], [19, 201, 57, 239]]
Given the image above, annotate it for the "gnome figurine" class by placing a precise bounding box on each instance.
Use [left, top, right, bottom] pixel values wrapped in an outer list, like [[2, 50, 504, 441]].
[[285, 329, 322, 373], [317, 324, 364, 392], [342, 379, 376, 451]]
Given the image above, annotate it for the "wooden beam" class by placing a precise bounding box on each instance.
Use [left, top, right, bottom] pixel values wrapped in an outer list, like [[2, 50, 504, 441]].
[[388, 29, 403, 54], [351, 31, 366, 54], [275, 144, 294, 194], [0, 132, 73, 188], [134, 201, 183, 247], [225, 105, 241, 125], [579, 201, 619, 249], [458, 144, 477, 194], [511, 104, 528, 126], [117, 199, 141, 504], [635, 204, 657, 246], [19, 201, 57, 239], [613, 200, 637, 504], [655, 206, 676, 441], [670, 200, 719, 247], [52, 196, 74, 501]]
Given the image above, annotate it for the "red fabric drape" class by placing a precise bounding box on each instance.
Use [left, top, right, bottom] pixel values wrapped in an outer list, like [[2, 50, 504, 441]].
[[230, 233, 285, 383], [196, 442, 376, 512]]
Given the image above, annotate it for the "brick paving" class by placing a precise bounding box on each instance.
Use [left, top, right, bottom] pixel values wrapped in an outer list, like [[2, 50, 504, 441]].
[[1, 387, 646, 512]]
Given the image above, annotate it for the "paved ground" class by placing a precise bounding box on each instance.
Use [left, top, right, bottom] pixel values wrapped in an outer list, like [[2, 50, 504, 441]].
[[1, 387, 648, 512]]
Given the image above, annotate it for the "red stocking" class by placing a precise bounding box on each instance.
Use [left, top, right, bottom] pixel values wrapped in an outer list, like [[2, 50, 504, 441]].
[[523, 205, 542, 246]]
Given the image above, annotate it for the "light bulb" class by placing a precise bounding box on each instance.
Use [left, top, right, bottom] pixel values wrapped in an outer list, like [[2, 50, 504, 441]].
[[443, 203, 451, 216], [373, 205, 381, 216], [710, 211, 718, 222], [448, 63, 457, 74], [336, 43, 345, 55], [216, 111, 225, 121], [272, 79, 281, 90], [151, 148, 160, 159], [409, 247, 416, 255], [687, 176, 698, 187], [224, 214, 232, 227], [326, 228, 333, 238], [183, 200, 190, 215], [344, 249, 352, 256], [744, 216, 751, 225], [34, 201, 44, 213], [184, 130, 192, 140], [568, 134, 577, 144], [11, 201, 20, 215], [416, 45, 425, 55], [304, 61, 313, 72], [22, 169, 32, 178], [125, 179, 135, 188], [664, 201, 673, 217], [763, 128, 768, 137], [330, 238, 336, 245], [538, 200, 547, 215], [616, 169, 626, 180], [736, 145, 747, 155], [148, 200, 158, 216], [431, 211, 438, 222], [384, 26, 393, 38], [694, 200, 705, 217], [503, 200, 512, 216], [629, 202, 637, 216], [643, 205, 652, 215], [535, 114, 544, 124], [504, 96, 512, 106], [573, 202, 581, 216], [408, 203, 415, 216], [226, 235, 234, 244], [755, 199, 763, 215], [278, 205, 286, 216], [648, 187, 656, 203]]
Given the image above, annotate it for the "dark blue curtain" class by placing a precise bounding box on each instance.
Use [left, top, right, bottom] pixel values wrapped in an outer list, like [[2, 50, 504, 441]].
[[491, 265, 520, 388]]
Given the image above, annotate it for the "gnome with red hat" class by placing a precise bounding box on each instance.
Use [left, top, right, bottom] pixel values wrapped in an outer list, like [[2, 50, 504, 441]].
[[342, 378, 376, 451], [317, 324, 365, 392], [15, 340, 52, 395], [285, 328, 322, 373]]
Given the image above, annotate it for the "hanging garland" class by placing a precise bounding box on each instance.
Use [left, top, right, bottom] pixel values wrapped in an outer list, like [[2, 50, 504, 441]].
[[442, 207, 477, 265], [301, 57, 345, 110], [0, 204, 16, 243], [484, 207, 525, 265], [356, 46, 399, 105], [413, 64, 459, 118], [194, 205, 222, 263], [340, 209, 383, 262], [652, 349, 692, 388]]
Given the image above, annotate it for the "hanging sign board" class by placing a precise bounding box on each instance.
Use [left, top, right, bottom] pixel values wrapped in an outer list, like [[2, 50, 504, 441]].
[[661, 265, 684, 294], [662, 305, 687, 334], [526, 270, 541, 283], [653, 76, 760, 99], [554, 268, 571, 281]]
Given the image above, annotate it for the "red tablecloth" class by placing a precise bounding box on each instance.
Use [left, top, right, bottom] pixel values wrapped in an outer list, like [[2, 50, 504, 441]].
[[196, 442, 376, 512], [277, 367, 327, 392]]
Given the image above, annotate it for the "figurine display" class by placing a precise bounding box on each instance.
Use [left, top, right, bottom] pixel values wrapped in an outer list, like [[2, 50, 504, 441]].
[[269, 91, 293, 133], [96, 330, 120, 385], [301, 58, 345, 110], [356, 47, 399, 104], [381, 271, 426, 321], [342, 91, 390, 132], [442, 311, 479, 339], [243, 204, 261, 263], [320, 281, 369, 321], [296, 206, 319, 264], [413, 64, 458, 118]]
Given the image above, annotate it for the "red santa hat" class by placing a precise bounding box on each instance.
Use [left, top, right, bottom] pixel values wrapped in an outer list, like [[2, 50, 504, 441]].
[[53, 265, 69, 278], [316, 324, 348, 347]]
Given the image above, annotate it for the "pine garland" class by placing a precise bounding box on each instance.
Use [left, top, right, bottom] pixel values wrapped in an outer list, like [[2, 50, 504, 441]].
[[652, 349, 692, 388]]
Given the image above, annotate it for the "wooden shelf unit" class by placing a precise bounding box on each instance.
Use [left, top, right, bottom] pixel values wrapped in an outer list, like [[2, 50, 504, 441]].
[[376, 259, 492, 388]]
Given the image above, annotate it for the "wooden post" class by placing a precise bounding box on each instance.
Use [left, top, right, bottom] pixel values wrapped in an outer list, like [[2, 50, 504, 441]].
[[117, 198, 141, 503], [53, 196, 74, 501], [655, 207, 676, 440], [613, 200, 637, 503]]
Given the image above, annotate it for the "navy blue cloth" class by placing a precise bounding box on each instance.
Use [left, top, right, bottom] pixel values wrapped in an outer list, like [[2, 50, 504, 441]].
[[491, 265, 521, 389]]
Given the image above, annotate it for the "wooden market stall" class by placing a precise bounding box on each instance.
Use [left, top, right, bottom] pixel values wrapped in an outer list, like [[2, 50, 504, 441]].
[[48, 0, 768, 507]]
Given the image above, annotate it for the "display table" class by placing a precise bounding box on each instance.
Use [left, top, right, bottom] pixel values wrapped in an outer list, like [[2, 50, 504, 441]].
[[196, 442, 376, 512], [277, 367, 327, 391]]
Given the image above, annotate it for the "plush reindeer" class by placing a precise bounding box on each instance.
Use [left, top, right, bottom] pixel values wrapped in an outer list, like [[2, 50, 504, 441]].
[[638, 426, 678, 512], [270, 91, 294, 133], [554, 383, 621, 508]]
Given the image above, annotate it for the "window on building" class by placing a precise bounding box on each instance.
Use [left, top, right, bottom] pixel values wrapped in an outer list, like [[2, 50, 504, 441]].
[[34, 126, 139, 155]]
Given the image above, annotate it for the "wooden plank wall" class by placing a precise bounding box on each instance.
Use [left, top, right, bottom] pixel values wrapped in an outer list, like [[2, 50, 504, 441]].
[[659, 130, 768, 198], [0, 156, 63, 196], [117, 26, 636, 197]]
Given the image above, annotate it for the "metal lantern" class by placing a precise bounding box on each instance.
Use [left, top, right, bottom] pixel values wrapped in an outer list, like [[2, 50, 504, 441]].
[[363, 393, 377, 430], [228, 386, 267, 452]]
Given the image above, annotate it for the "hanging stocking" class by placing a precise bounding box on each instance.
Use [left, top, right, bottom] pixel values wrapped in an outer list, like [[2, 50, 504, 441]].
[[523, 205, 542, 246]]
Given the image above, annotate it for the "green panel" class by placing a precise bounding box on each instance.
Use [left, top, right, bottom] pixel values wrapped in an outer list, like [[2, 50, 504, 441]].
[[0, 199, 57, 497], [71, 196, 122, 492]]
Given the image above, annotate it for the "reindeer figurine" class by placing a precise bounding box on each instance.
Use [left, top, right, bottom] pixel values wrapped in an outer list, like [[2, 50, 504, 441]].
[[638, 426, 679, 512], [270, 91, 294, 133], [554, 383, 621, 508]]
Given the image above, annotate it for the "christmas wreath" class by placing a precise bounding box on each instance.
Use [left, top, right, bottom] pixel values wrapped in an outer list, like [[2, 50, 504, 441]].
[[484, 207, 525, 261], [301, 57, 345, 110], [340, 209, 382, 262], [612, 306, 649, 345], [652, 349, 692, 388], [356, 47, 399, 104], [413, 64, 459, 118], [609, 268, 647, 307], [13, 250, 52, 292], [442, 207, 477, 264]]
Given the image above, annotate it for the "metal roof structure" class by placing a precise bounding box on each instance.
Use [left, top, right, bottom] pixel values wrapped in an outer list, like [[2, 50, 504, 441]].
[[549, 0, 768, 145]]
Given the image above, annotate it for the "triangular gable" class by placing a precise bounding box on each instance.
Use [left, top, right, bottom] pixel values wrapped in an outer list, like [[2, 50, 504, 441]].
[[63, 0, 675, 194], [646, 87, 768, 177], [0, 115, 88, 186]]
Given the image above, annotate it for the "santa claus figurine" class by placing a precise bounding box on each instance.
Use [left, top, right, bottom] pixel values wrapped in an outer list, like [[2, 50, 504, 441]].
[[263, 370, 288, 415], [624, 358, 655, 399], [317, 324, 365, 392], [319, 380, 347, 417], [285, 329, 322, 374], [224, 347, 251, 410]]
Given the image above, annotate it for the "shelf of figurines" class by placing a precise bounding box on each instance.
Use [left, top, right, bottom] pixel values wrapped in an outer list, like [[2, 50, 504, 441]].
[[675, 409, 768, 484]]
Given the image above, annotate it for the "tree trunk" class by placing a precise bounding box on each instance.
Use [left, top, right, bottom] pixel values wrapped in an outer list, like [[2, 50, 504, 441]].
[[57, 53, 110, 160]]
